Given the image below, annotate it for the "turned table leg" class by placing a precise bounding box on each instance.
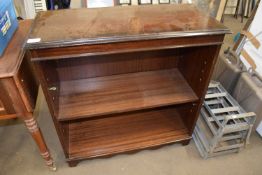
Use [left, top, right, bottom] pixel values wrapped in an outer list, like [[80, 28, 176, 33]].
[[1, 78, 56, 170], [24, 116, 56, 171]]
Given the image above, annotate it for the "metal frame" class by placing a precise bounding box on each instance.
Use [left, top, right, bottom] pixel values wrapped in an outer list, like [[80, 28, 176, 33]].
[[193, 81, 256, 159]]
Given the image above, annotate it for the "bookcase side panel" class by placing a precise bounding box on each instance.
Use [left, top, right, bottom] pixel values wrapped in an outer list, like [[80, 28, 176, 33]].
[[32, 60, 70, 156], [178, 44, 222, 134]]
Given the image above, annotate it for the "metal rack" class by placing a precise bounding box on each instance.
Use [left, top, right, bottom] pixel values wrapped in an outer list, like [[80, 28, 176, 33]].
[[193, 81, 256, 158]]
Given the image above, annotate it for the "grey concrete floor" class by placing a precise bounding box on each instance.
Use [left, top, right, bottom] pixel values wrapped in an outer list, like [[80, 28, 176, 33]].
[[0, 15, 261, 175]]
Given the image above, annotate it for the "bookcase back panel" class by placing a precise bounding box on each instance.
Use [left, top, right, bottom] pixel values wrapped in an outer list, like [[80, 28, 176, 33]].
[[56, 49, 180, 81]]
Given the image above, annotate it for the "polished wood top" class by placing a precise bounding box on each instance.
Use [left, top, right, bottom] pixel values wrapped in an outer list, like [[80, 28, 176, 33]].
[[0, 20, 32, 78], [27, 4, 229, 49]]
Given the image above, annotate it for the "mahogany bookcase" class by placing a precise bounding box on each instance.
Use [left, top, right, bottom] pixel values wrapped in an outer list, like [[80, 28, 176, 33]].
[[26, 4, 229, 166]]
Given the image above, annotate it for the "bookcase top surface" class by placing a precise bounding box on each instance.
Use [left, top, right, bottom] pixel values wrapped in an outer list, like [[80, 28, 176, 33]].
[[27, 4, 229, 49]]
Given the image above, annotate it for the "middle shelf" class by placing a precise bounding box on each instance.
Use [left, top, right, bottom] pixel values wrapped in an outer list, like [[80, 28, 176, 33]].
[[58, 68, 198, 121]]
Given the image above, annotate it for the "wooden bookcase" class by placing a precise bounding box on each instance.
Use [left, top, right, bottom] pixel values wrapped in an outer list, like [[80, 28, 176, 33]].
[[27, 4, 229, 166]]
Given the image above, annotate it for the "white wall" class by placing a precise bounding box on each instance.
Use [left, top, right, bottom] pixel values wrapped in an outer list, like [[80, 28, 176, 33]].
[[70, 0, 84, 8], [14, 0, 37, 19], [13, 0, 27, 18]]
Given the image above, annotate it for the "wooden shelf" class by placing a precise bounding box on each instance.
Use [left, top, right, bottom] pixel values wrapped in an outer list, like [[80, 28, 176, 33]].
[[68, 107, 190, 160], [58, 69, 198, 121]]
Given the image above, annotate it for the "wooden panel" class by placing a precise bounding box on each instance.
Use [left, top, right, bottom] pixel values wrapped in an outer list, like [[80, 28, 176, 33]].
[[27, 4, 229, 49], [56, 49, 179, 81], [0, 81, 16, 115], [13, 53, 38, 112], [179, 45, 221, 97], [0, 114, 18, 120], [30, 35, 224, 61], [176, 101, 200, 135], [58, 69, 198, 121], [0, 100, 5, 115], [0, 78, 30, 118], [35, 61, 60, 116], [32, 61, 70, 156], [67, 106, 190, 160], [178, 45, 221, 134]]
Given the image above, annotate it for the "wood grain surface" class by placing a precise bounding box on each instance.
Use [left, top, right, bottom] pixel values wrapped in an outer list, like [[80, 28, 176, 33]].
[[29, 35, 225, 61], [27, 4, 229, 49], [58, 69, 198, 121], [68, 106, 189, 160], [27, 4, 229, 166]]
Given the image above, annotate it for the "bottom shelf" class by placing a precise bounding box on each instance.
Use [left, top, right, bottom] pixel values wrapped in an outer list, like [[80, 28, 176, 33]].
[[67, 106, 190, 160]]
